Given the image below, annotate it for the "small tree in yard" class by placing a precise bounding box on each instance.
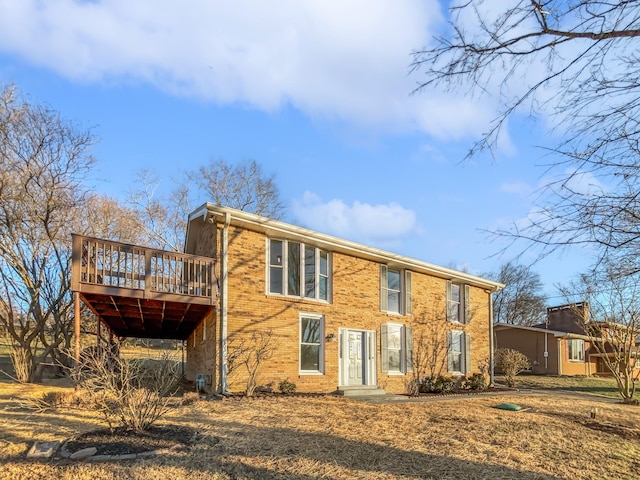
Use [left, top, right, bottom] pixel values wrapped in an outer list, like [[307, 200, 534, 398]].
[[70, 347, 182, 432], [227, 329, 277, 397], [495, 348, 530, 387], [561, 263, 640, 402]]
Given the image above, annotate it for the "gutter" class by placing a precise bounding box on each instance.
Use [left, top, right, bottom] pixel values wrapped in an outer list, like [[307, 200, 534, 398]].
[[489, 290, 495, 386], [220, 212, 231, 393]]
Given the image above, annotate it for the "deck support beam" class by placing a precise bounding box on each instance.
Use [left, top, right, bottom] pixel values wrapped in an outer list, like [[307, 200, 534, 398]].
[[74, 292, 81, 365]]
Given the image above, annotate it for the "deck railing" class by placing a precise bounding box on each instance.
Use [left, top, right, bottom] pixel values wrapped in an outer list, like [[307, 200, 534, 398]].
[[71, 234, 216, 305]]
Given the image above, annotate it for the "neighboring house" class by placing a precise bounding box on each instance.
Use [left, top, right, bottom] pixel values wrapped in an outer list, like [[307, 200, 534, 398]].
[[182, 204, 503, 394], [495, 302, 640, 376]]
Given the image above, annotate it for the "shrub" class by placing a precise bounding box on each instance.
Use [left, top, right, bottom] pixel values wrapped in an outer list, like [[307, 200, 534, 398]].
[[434, 375, 456, 393], [462, 373, 487, 390], [404, 378, 421, 396], [495, 348, 530, 387], [181, 391, 202, 406], [278, 379, 297, 394], [70, 349, 182, 432], [419, 376, 437, 393]]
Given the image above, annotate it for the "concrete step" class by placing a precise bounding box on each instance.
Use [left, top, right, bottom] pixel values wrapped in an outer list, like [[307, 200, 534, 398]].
[[336, 386, 386, 397]]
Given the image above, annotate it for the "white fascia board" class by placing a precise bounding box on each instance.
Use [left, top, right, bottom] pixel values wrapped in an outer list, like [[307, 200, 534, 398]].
[[200, 203, 505, 291]]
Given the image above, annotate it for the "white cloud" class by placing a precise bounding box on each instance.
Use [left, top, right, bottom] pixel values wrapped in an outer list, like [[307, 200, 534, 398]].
[[291, 192, 420, 248], [0, 0, 498, 139]]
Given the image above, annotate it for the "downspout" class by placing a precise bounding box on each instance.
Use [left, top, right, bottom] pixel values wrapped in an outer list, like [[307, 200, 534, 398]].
[[544, 316, 549, 372], [220, 212, 231, 393], [489, 290, 495, 386]]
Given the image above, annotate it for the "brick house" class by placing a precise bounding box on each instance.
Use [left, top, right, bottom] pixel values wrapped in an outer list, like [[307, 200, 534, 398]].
[[183, 204, 503, 395], [494, 302, 640, 376]]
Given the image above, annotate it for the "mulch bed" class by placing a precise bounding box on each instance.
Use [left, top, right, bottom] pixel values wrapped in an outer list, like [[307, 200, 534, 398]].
[[63, 425, 195, 456]]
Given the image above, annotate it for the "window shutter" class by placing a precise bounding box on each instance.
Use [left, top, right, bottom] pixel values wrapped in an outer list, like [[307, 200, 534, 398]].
[[446, 330, 453, 372], [405, 326, 413, 373], [446, 280, 452, 322], [465, 333, 472, 374], [464, 284, 471, 324], [380, 265, 388, 312], [381, 324, 389, 372], [404, 271, 412, 315]]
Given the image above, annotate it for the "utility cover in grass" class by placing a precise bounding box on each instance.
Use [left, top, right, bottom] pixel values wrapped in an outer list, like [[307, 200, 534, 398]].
[[494, 403, 522, 411]]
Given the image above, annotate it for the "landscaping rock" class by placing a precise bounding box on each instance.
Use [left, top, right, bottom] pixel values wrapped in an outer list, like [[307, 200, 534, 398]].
[[27, 441, 60, 459], [70, 446, 97, 460]]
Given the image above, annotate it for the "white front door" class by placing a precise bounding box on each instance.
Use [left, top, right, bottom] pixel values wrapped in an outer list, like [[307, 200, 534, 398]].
[[340, 329, 376, 387], [347, 331, 364, 385]]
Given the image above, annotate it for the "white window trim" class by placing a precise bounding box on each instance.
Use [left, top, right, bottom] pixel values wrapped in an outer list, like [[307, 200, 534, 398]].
[[449, 330, 464, 375], [267, 238, 331, 303], [386, 322, 404, 375], [568, 339, 585, 362], [447, 329, 471, 375], [447, 281, 470, 324], [299, 313, 325, 375], [380, 266, 412, 316], [381, 322, 413, 375]]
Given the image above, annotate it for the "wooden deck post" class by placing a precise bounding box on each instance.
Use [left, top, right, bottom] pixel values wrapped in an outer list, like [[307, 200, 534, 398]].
[[74, 292, 81, 365]]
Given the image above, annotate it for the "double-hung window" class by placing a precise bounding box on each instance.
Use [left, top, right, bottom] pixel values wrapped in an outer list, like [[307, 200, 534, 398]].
[[381, 323, 413, 374], [380, 266, 412, 315], [447, 330, 471, 375], [446, 281, 470, 324], [268, 239, 330, 301], [568, 339, 585, 362], [300, 314, 324, 373]]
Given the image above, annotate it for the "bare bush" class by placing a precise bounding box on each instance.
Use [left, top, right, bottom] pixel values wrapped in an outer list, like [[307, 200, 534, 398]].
[[20, 390, 81, 412], [227, 330, 277, 396], [70, 348, 182, 432], [495, 348, 530, 387]]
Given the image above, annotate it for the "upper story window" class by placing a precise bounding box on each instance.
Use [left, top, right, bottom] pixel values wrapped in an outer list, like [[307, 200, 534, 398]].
[[447, 281, 470, 324], [380, 266, 412, 315], [268, 239, 330, 302], [568, 339, 585, 362]]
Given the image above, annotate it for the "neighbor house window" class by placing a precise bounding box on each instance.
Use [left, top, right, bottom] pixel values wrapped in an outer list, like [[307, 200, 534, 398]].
[[447, 330, 471, 375], [568, 339, 585, 362], [380, 266, 412, 315], [300, 314, 324, 373], [447, 281, 470, 324], [381, 323, 413, 374], [268, 239, 331, 301]]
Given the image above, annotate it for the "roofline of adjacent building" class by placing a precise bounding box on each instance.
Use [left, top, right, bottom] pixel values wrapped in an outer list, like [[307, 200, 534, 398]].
[[494, 322, 593, 340], [187, 203, 505, 292]]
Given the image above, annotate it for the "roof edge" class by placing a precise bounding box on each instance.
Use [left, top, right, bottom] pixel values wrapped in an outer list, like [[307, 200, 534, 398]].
[[193, 203, 504, 291]]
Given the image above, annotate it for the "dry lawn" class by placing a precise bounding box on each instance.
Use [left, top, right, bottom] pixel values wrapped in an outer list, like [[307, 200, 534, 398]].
[[1, 381, 639, 480]]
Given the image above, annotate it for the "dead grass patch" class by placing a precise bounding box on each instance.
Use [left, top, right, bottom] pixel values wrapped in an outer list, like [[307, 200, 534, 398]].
[[1, 381, 639, 479]]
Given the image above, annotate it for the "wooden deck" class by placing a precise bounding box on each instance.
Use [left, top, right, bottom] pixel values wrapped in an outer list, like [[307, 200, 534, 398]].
[[71, 234, 217, 340]]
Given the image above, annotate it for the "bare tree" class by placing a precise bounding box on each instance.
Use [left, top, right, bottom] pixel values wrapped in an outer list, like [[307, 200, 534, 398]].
[[412, 306, 449, 382], [227, 329, 277, 396], [0, 84, 95, 382], [560, 263, 640, 402], [412, 1, 640, 267], [129, 159, 284, 251], [188, 159, 284, 220], [489, 262, 547, 326], [126, 169, 192, 252]]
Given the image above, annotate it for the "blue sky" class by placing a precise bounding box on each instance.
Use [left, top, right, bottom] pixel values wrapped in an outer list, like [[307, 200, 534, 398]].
[[0, 0, 592, 300]]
